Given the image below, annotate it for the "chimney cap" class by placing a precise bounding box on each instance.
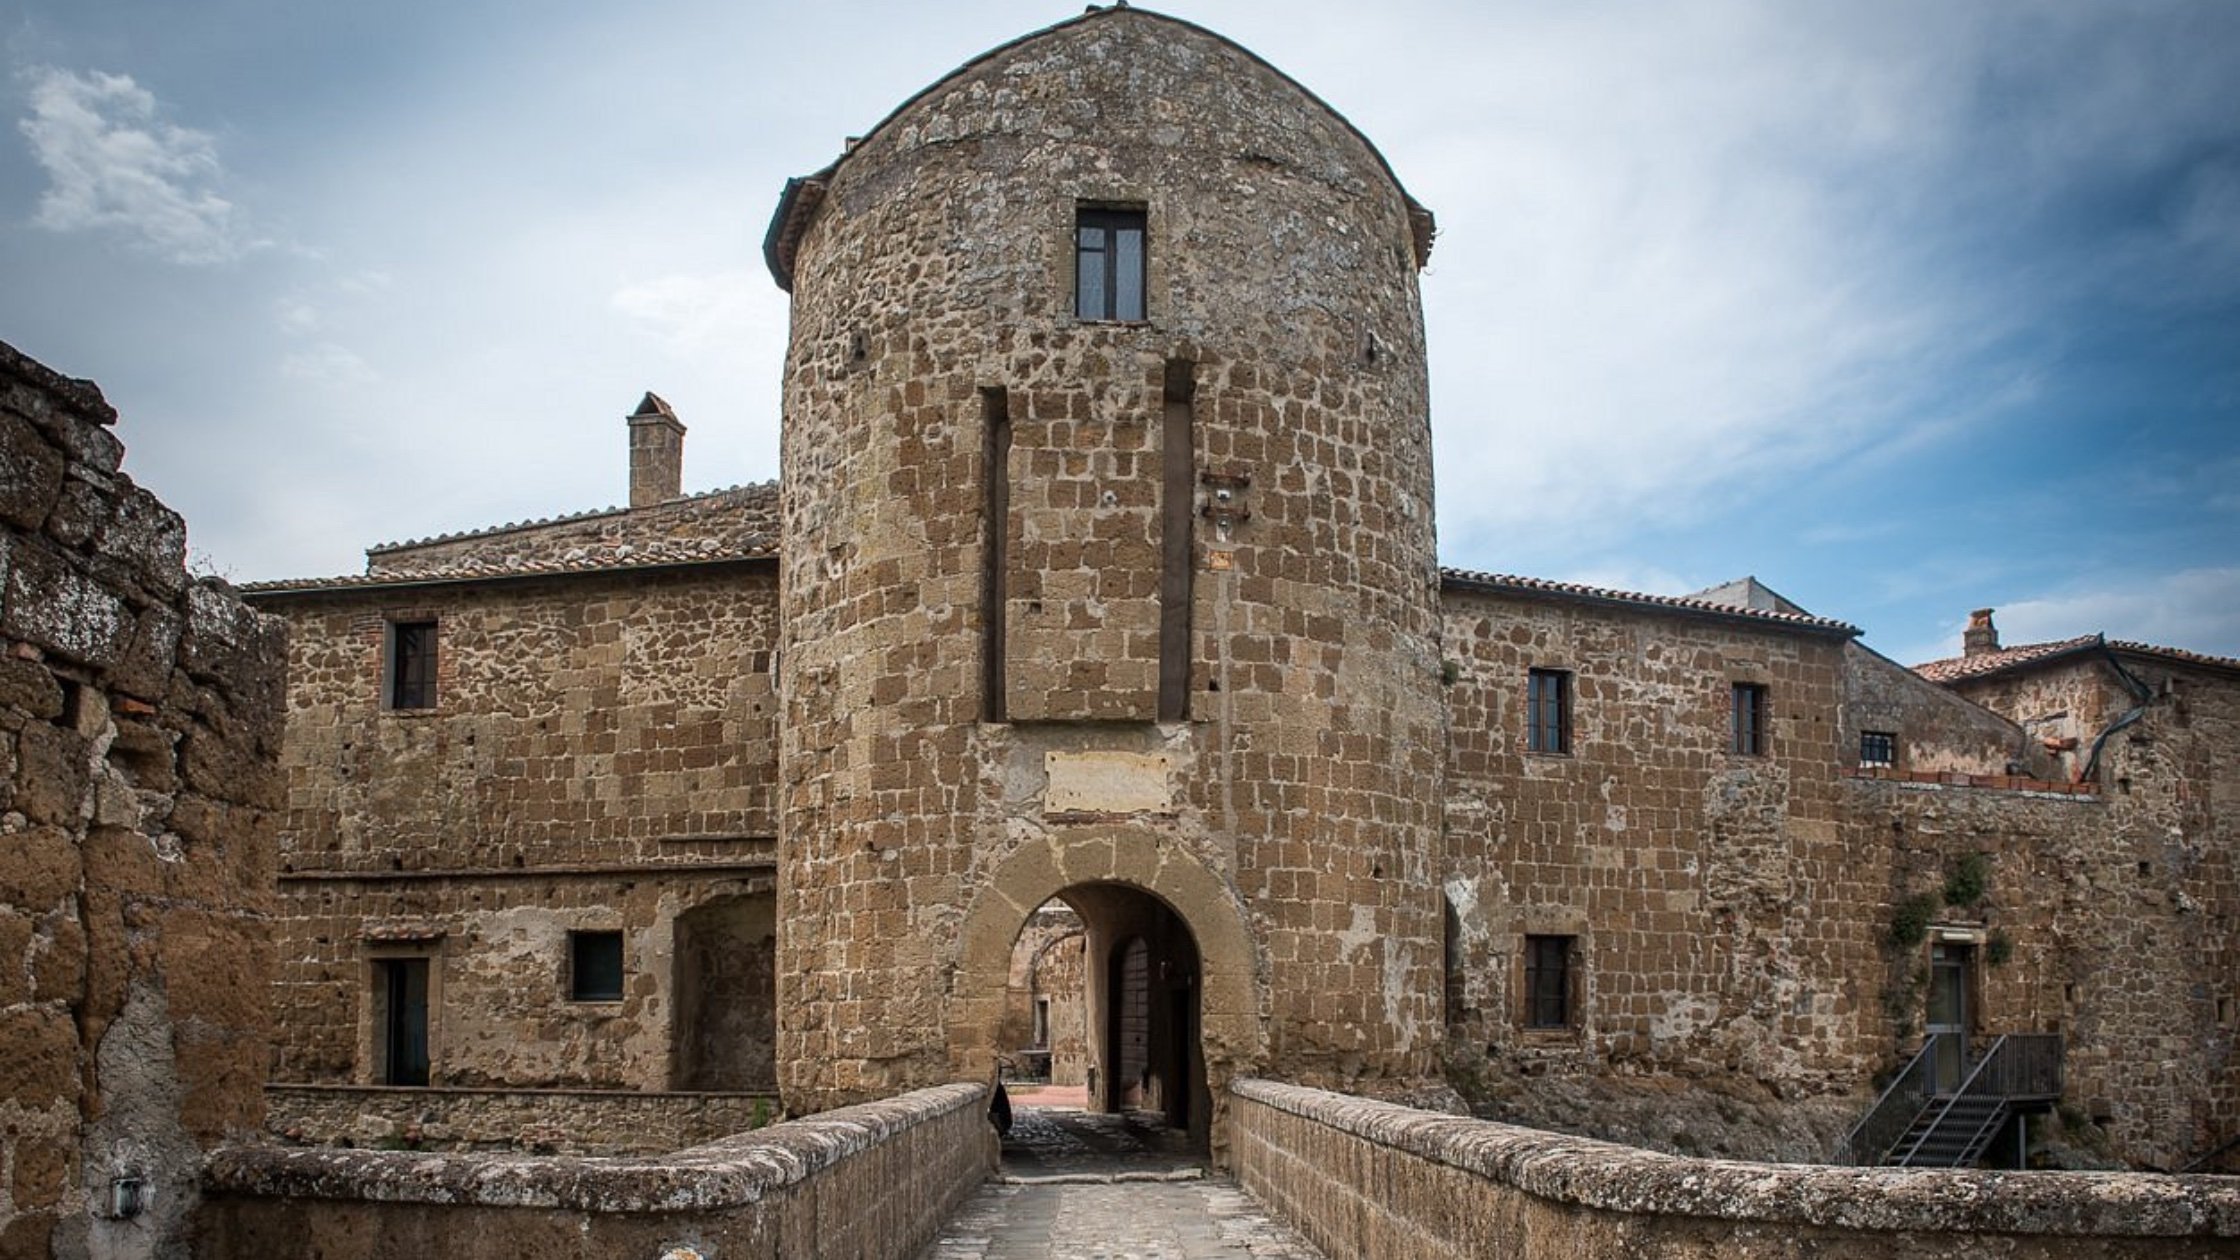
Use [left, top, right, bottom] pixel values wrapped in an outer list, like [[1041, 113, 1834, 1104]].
[[629, 391, 681, 424]]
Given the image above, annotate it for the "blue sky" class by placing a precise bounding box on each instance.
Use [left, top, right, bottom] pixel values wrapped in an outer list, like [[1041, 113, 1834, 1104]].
[[4, 0, 2235, 666]]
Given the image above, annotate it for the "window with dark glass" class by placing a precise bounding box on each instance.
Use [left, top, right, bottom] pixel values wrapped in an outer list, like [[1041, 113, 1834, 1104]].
[[1860, 730, 1896, 767], [569, 930, 624, 1001], [387, 620, 436, 710], [1527, 668, 1571, 754], [1523, 934, 1573, 1028], [1075, 207, 1146, 321], [1731, 682, 1768, 756]]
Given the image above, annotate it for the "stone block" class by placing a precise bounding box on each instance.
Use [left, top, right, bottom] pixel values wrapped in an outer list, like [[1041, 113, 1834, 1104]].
[[0, 824, 81, 909], [0, 1005, 81, 1107], [29, 910, 85, 1003], [0, 656, 63, 720], [0, 908, 30, 1005], [12, 722, 89, 827], [1, 535, 129, 668], [0, 410, 64, 531]]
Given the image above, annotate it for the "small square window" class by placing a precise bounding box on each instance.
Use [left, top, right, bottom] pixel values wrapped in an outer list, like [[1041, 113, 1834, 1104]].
[[569, 930, 624, 1002], [1731, 682, 1768, 756], [387, 620, 437, 710], [1076, 207, 1146, 322], [1527, 668, 1571, 754], [1523, 934, 1573, 1029], [1860, 730, 1896, 767]]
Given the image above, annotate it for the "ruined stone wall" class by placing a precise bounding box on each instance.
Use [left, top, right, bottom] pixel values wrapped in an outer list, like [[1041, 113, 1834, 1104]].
[[1439, 590, 1862, 1103], [264, 1084, 775, 1156], [252, 567, 782, 1092], [0, 341, 281, 1256], [1232, 1079, 2240, 1260], [200, 1082, 993, 1260], [1842, 642, 2049, 777], [777, 7, 1445, 1113]]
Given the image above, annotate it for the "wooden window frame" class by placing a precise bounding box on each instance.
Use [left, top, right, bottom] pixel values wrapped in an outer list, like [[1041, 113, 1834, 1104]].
[[1075, 206, 1147, 322], [1731, 682, 1769, 757], [1526, 668, 1572, 754], [386, 619, 437, 710]]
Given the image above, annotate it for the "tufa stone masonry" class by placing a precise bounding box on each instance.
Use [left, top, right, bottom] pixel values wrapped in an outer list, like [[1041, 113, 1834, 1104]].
[[194, 3, 2236, 1184]]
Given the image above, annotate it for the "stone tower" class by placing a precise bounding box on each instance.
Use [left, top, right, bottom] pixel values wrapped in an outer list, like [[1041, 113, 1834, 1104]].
[[766, 6, 1445, 1135]]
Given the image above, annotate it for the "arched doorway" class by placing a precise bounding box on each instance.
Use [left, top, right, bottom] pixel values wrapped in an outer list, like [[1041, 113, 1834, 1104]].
[[951, 832, 1262, 1163], [998, 883, 1207, 1148]]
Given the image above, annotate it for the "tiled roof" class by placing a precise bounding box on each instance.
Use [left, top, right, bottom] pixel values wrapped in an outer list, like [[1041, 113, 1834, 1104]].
[[367, 480, 776, 556], [2108, 640, 2240, 676], [1439, 569, 1859, 635], [239, 536, 773, 596], [1912, 635, 2107, 684]]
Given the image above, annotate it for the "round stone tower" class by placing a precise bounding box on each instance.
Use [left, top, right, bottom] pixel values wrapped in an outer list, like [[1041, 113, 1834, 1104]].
[[766, 6, 1445, 1138]]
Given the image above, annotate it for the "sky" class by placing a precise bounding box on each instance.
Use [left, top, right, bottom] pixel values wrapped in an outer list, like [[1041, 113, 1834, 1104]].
[[3, 0, 2236, 667]]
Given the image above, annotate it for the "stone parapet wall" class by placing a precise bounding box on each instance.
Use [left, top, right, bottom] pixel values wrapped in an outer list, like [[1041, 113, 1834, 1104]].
[[1231, 1079, 2240, 1259], [266, 1085, 779, 1155], [1, 340, 283, 1255], [200, 1081, 994, 1260]]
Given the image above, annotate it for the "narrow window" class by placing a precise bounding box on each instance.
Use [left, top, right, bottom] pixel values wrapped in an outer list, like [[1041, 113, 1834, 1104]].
[[1158, 359, 1195, 721], [1523, 935, 1573, 1029], [1032, 997, 1051, 1048], [1731, 682, 1768, 756], [1860, 730, 1896, 767], [375, 957, 430, 1086], [569, 930, 625, 1002], [981, 387, 1011, 723], [387, 620, 437, 710], [1076, 207, 1147, 322], [1526, 668, 1571, 754]]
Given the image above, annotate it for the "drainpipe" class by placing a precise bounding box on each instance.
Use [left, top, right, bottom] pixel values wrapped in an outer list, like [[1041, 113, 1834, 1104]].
[[2079, 638, 2154, 784]]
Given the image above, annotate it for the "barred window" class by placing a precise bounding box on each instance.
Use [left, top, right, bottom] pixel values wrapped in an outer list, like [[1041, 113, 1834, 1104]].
[[1523, 934, 1573, 1028], [1732, 682, 1768, 756], [1860, 730, 1896, 767], [1527, 668, 1571, 754]]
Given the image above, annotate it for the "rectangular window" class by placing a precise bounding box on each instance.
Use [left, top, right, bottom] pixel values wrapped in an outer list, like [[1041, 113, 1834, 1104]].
[[1526, 668, 1571, 754], [1523, 935, 1573, 1029], [375, 957, 430, 1086], [569, 930, 625, 1002], [1860, 730, 1896, 767], [387, 620, 437, 710], [1076, 207, 1146, 322], [1731, 682, 1768, 756]]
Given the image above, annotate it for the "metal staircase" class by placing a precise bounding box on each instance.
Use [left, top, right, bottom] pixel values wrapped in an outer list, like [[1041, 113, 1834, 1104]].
[[1842, 1034, 2063, 1168]]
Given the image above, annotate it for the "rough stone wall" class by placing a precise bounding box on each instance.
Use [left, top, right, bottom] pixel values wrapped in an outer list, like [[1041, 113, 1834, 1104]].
[[250, 567, 781, 1092], [1232, 1079, 2240, 1260], [199, 1082, 993, 1260], [999, 906, 1085, 1082], [1929, 652, 2240, 1170], [263, 1085, 774, 1156], [777, 6, 1445, 1114], [0, 341, 281, 1257], [272, 871, 773, 1089], [1842, 642, 2050, 778], [1439, 589, 1860, 1100]]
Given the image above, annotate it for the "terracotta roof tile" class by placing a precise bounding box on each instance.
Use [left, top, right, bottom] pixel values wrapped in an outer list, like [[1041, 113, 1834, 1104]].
[[240, 536, 773, 596], [367, 480, 776, 556], [1911, 635, 2104, 684], [1439, 569, 1858, 635], [2108, 640, 2240, 676]]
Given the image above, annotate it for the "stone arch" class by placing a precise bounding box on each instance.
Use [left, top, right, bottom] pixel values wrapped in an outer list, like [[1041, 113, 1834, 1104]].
[[949, 830, 1264, 1147]]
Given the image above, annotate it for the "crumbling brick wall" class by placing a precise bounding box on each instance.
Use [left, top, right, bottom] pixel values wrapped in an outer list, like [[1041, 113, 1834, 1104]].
[[0, 340, 281, 1256]]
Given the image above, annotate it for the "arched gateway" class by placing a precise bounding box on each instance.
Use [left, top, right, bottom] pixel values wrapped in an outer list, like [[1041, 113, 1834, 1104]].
[[951, 833, 1263, 1152]]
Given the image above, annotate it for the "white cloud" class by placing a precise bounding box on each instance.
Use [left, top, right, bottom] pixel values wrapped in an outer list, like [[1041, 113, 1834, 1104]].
[[610, 270, 773, 356], [1894, 567, 2240, 665], [17, 65, 249, 264], [279, 342, 378, 388]]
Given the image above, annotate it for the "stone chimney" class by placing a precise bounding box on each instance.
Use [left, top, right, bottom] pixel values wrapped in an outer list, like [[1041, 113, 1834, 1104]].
[[627, 392, 685, 508], [1963, 608, 2000, 658]]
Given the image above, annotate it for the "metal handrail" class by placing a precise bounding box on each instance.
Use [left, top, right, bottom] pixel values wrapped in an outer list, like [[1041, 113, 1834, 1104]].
[[1840, 1034, 1943, 1166]]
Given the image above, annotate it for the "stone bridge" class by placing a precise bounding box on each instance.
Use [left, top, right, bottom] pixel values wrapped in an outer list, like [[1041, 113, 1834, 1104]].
[[199, 1080, 2240, 1259]]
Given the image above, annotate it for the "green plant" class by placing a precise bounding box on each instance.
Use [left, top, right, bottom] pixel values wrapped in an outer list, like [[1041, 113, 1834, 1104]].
[[1943, 852, 1990, 906], [1440, 659, 1462, 686], [1986, 930, 2014, 967], [1889, 892, 1938, 947], [751, 1097, 774, 1129]]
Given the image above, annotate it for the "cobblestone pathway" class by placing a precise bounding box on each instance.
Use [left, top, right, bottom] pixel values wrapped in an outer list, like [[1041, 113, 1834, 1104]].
[[919, 1106, 1323, 1260]]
